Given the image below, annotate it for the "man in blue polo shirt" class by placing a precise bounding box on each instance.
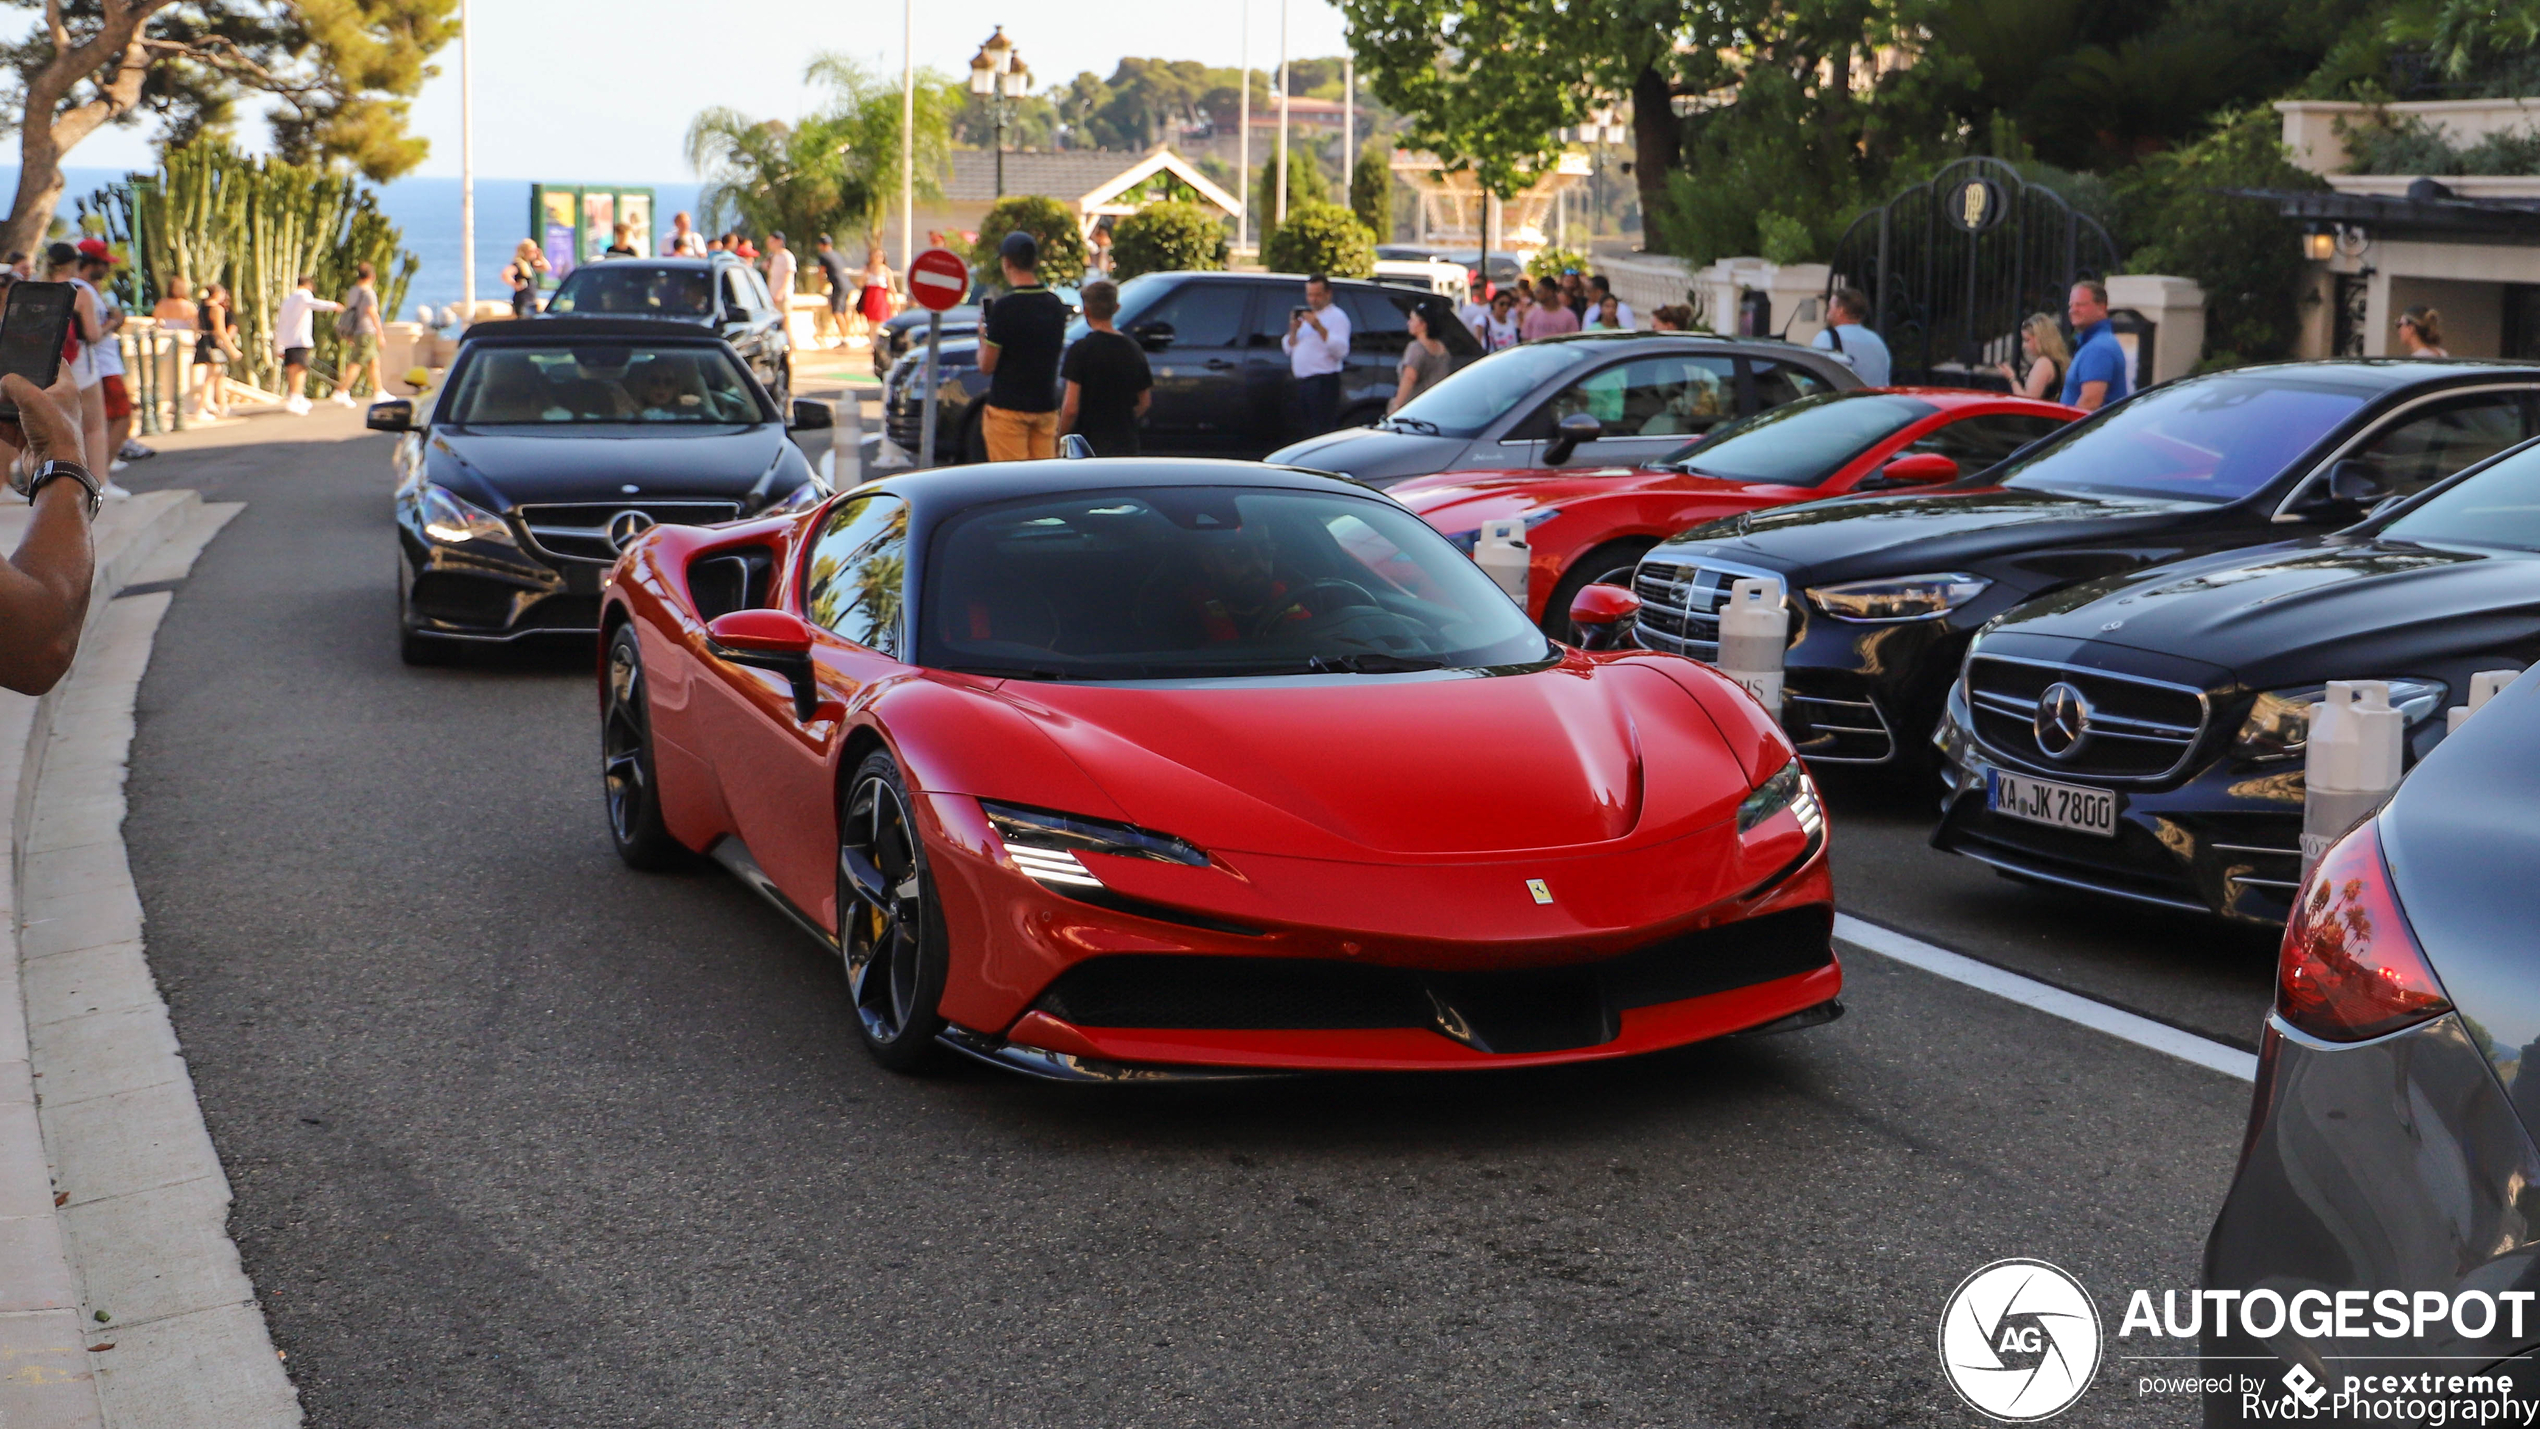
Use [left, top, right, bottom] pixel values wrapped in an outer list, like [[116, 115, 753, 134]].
[[2061, 279, 2130, 411]]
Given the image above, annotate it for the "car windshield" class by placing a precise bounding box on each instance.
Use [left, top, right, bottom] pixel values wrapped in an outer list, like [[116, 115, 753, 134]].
[[1386, 343, 1600, 438], [1998, 374, 2370, 503], [1673, 393, 1936, 485], [444, 344, 763, 425], [545, 266, 716, 317], [921, 486, 1551, 680], [2379, 440, 2540, 552]]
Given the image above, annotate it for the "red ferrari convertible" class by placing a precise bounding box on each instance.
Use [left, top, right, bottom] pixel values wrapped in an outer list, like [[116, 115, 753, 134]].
[[597, 459, 1837, 1079], [1396, 388, 2080, 636]]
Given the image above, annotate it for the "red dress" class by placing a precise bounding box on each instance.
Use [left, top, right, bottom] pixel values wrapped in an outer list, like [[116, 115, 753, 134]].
[[859, 283, 891, 322]]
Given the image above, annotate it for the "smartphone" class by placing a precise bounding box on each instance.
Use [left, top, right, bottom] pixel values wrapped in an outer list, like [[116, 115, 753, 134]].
[[0, 281, 76, 421], [1291, 306, 1310, 320]]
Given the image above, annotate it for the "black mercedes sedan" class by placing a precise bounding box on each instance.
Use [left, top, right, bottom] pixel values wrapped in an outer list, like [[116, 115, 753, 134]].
[[2200, 667, 2540, 1422], [541, 255, 793, 407], [1933, 433, 2540, 923], [375, 317, 831, 664], [1630, 361, 2540, 775]]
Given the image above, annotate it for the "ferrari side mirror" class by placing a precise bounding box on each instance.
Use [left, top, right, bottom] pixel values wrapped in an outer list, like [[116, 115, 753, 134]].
[[708, 609, 819, 719], [1544, 412, 1604, 467], [1568, 582, 1642, 651], [1864, 451, 1957, 489]]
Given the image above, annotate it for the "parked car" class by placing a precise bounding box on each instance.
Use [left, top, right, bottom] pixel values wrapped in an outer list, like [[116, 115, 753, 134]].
[[882, 271, 1478, 464], [1372, 259, 1471, 304], [872, 304, 977, 380], [1394, 389, 2080, 638], [1267, 333, 1865, 488], [2201, 668, 2540, 1416], [539, 255, 793, 407], [1375, 244, 1523, 291], [596, 457, 1839, 1076], [1931, 430, 2540, 923], [1631, 360, 2540, 773], [378, 317, 830, 665]]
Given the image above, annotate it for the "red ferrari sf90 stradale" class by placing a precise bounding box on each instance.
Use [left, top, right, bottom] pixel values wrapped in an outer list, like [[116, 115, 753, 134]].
[[596, 458, 1838, 1079]]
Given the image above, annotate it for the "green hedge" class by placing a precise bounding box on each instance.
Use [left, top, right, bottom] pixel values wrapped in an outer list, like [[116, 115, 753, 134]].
[[969, 194, 1088, 287], [1261, 201, 1374, 278], [1110, 201, 1229, 280]]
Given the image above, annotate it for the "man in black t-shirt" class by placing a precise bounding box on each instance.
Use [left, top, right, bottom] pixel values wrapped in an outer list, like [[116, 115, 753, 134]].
[[975, 230, 1068, 461], [813, 234, 854, 347], [1057, 281, 1152, 456]]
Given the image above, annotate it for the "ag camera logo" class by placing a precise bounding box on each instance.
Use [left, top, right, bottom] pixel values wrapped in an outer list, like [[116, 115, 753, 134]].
[[1940, 1259, 2103, 1421]]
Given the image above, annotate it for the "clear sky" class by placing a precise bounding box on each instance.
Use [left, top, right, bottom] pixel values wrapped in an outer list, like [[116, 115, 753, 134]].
[[61, 0, 1354, 182]]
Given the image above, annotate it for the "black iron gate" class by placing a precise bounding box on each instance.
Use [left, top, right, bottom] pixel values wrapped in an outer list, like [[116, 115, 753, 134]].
[[1825, 158, 2119, 387]]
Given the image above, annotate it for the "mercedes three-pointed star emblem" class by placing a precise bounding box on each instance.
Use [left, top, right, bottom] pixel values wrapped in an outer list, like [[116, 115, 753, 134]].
[[2032, 681, 2093, 760], [607, 509, 656, 552]]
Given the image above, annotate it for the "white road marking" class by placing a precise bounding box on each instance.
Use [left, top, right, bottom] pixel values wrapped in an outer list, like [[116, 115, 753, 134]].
[[1834, 913, 2260, 1082]]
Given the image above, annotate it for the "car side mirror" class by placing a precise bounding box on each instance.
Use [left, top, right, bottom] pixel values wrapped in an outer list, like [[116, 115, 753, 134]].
[[1864, 451, 1957, 489], [2328, 457, 2390, 505], [1544, 412, 1604, 466], [707, 610, 819, 720], [1131, 321, 1175, 352], [366, 399, 414, 433], [789, 398, 833, 430], [1568, 582, 1642, 651], [724, 304, 751, 324]]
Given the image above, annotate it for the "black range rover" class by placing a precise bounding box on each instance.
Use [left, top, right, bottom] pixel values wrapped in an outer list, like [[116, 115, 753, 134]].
[[1932, 432, 2540, 923], [1629, 360, 2540, 774]]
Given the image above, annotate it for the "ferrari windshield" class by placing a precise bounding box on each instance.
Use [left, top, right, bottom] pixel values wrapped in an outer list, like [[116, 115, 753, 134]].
[[443, 344, 763, 425], [1673, 393, 1936, 485], [922, 486, 1551, 679], [544, 266, 716, 317], [1385, 343, 1599, 438], [1999, 373, 2368, 503]]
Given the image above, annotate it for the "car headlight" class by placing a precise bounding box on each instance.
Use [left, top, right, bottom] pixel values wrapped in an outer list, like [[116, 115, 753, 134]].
[[982, 801, 1210, 889], [1737, 759, 1823, 838], [2232, 679, 2446, 762], [761, 479, 828, 517], [418, 483, 514, 546], [1805, 573, 1990, 622], [1442, 507, 1562, 554]]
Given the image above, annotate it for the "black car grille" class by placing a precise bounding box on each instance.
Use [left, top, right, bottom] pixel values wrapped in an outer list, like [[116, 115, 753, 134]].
[[1631, 557, 1791, 661], [1784, 692, 1896, 764], [1029, 906, 1834, 1055], [1965, 653, 2206, 781], [515, 501, 741, 564]]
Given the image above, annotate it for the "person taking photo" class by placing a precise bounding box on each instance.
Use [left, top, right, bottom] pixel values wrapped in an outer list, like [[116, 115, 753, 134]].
[[1, 367, 105, 694]]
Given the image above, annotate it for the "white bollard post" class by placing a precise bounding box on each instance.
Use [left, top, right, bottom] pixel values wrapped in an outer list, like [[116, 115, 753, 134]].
[[2301, 680, 2405, 882], [2445, 669, 2519, 734], [1475, 519, 1531, 604], [1714, 576, 1788, 717]]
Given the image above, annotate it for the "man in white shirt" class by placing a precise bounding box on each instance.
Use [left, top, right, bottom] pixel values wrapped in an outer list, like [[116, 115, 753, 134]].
[[274, 274, 342, 415], [664, 211, 705, 257], [763, 232, 796, 318], [1280, 274, 1352, 439]]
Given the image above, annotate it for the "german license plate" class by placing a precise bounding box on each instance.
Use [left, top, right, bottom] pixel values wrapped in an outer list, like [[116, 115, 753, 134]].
[[1988, 770, 2118, 837]]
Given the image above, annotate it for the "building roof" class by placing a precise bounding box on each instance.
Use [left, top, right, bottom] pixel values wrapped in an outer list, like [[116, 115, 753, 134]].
[[2235, 178, 2540, 242], [940, 147, 1240, 218]]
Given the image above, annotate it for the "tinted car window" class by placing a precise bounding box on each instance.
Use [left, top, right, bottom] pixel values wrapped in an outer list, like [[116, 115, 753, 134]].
[[1531, 355, 1737, 438], [1750, 359, 1836, 409], [1908, 412, 2071, 470], [444, 344, 760, 424], [545, 266, 715, 316], [2001, 375, 2371, 503], [2380, 441, 2540, 552], [1127, 281, 1249, 349], [802, 494, 909, 656], [1340, 289, 1411, 358], [1248, 282, 1310, 346], [1675, 393, 1936, 485], [723, 268, 756, 314], [2345, 390, 2534, 500], [1390, 342, 1600, 439]]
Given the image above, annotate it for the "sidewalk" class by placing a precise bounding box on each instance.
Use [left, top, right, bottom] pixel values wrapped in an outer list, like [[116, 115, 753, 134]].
[[1, 492, 289, 1427]]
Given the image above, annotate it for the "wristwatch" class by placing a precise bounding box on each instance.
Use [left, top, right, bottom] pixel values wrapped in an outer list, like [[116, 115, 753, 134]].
[[21, 460, 100, 518]]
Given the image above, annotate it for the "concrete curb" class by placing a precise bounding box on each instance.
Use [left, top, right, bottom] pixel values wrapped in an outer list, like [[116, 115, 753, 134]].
[[0, 494, 293, 1427]]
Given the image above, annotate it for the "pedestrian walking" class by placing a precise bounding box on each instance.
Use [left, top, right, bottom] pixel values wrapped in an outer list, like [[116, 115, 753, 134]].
[[502, 239, 547, 318], [764, 232, 796, 323], [1995, 313, 2070, 399], [1389, 307, 1451, 413], [0, 367, 103, 695], [813, 235, 855, 348], [193, 282, 239, 420], [1521, 283, 1579, 341], [1056, 280, 1152, 456], [1480, 289, 1521, 352], [2060, 280, 2128, 411], [1281, 273, 1352, 439], [1588, 276, 1634, 331], [665, 211, 705, 256], [2397, 306, 2450, 358], [1811, 286, 1892, 387], [858, 247, 895, 336], [330, 263, 386, 407], [1585, 294, 1626, 331], [74, 240, 140, 472], [46, 244, 113, 482], [974, 230, 1067, 462]]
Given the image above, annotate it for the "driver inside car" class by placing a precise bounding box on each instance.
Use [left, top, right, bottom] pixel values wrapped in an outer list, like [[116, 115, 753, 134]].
[[623, 358, 705, 420], [1156, 526, 1319, 646]]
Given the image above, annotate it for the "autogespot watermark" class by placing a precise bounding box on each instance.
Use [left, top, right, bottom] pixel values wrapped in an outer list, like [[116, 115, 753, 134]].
[[1940, 1265, 2540, 1423]]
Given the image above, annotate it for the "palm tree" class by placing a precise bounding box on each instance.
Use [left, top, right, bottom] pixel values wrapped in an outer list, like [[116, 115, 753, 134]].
[[686, 55, 962, 255]]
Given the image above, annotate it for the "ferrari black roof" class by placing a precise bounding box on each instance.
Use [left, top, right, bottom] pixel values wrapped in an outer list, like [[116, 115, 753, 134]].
[[864, 458, 1377, 515]]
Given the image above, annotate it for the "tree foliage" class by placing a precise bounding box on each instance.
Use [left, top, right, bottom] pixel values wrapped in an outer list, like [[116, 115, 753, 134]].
[[1253, 145, 1332, 246], [969, 194, 1089, 287], [1350, 144, 1391, 238], [1261, 201, 1374, 277], [687, 55, 958, 248], [1110, 200, 1229, 279], [2114, 108, 2326, 365]]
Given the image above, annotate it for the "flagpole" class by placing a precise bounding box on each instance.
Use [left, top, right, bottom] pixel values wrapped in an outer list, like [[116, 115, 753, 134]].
[[899, 0, 915, 273], [1274, 0, 1289, 231], [458, 0, 474, 317], [1237, 0, 1250, 256]]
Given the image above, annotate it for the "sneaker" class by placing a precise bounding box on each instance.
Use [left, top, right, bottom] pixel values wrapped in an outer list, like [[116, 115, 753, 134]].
[[118, 440, 154, 460], [109, 459, 129, 473], [100, 482, 132, 501], [331, 391, 357, 408], [285, 395, 312, 415]]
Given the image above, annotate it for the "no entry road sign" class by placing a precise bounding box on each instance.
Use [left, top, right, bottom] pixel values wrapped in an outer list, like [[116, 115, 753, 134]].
[[908, 249, 970, 313]]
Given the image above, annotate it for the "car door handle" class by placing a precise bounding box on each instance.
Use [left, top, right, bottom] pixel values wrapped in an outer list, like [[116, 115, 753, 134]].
[[1203, 359, 1236, 371]]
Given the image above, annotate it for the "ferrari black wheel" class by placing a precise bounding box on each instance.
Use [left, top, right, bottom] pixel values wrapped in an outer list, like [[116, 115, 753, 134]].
[[837, 751, 948, 1070], [1545, 538, 1656, 644], [601, 625, 685, 870]]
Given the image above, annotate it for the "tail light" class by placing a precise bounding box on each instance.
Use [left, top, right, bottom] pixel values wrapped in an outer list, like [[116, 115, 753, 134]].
[[2276, 820, 2450, 1042]]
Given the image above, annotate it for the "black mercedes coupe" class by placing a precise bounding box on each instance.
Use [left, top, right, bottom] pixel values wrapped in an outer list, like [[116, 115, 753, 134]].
[[375, 316, 831, 664]]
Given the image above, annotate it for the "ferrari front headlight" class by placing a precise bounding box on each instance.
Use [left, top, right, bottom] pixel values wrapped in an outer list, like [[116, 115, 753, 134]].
[[982, 801, 1210, 889], [1806, 573, 1990, 623], [1737, 759, 1823, 837], [2232, 679, 2445, 762], [418, 483, 514, 546]]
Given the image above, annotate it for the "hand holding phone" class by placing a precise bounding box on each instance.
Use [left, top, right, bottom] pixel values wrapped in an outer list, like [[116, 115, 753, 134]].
[[0, 282, 76, 423]]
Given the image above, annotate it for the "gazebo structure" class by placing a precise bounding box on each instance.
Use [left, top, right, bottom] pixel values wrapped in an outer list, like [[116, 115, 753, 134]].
[[1389, 150, 1591, 247], [879, 145, 1241, 259]]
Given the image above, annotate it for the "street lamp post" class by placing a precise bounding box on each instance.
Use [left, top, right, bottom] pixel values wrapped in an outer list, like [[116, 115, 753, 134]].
[[968, 28, 1032, 200]]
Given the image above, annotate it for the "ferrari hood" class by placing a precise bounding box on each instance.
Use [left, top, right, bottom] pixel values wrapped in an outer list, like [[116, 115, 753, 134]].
[[430, 424, 785, 507], [1394, 467, 1668, 530], [977, 662, 1752, 860], [1656, 486, 2193, 581]]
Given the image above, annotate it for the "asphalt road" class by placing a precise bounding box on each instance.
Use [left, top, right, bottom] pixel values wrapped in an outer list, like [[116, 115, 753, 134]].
[[116, 405, 2254, 1426]]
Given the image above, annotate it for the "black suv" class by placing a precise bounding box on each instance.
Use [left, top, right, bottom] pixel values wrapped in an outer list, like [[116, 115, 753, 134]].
[[1630, 360, 2540, 774], [882, 271, 1479, 464], [541, 255, 793, 407]]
